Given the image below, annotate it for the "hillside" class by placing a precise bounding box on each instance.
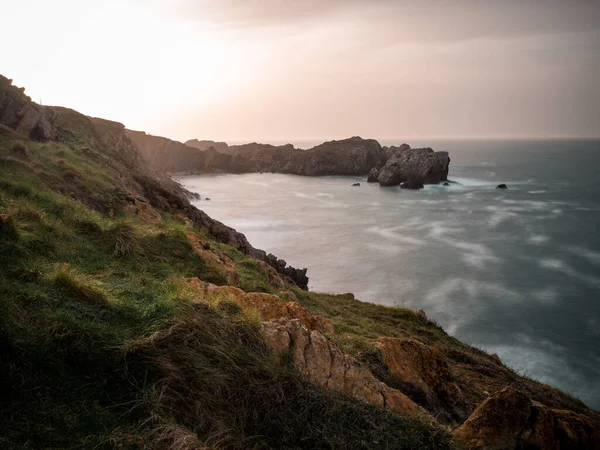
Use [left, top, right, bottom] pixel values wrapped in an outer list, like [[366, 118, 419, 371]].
[[1, 75, 599, 449]]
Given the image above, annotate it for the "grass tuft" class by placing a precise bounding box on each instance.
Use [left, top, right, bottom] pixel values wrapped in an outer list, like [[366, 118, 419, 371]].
[[104, 220, 143, 257], [51, 263, 113, 308]]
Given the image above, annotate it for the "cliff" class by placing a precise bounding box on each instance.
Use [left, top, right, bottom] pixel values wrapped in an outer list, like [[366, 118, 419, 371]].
[[134, 131, 450, 186], [1, 75, 598, 449]]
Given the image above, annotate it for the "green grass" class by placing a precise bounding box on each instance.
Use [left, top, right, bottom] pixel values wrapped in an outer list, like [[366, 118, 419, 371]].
[[0, 133, 458, 449]]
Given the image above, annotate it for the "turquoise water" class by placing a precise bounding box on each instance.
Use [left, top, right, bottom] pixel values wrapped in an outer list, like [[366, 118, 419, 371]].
[[177, 139, 600, 409]]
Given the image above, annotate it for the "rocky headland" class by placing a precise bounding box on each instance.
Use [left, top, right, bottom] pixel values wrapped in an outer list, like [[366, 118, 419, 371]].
[[127, 128, 451, 188], [1, 74, 598, 449]]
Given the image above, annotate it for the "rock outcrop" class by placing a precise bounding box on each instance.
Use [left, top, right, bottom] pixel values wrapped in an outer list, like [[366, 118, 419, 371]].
[[376, 337, 470, 421], [263, 319, 423, 415], [289, 137, 386, 176], [186, 279, 426, 417], [453, 386, 600, 450], [0, 75, 57, 141], [375, 147, 450, 186], [187, 279, 331, 333]]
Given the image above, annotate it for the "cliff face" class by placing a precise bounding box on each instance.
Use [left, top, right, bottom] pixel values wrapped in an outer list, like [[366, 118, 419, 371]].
[[127, 129, 206, 173]]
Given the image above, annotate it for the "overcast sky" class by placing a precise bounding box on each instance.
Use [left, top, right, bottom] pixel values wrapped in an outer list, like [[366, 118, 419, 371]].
[[3, 0, 599, 142]]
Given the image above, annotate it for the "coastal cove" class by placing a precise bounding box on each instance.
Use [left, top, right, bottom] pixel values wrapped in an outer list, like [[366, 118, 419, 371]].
[[177, 138, 600, 410]]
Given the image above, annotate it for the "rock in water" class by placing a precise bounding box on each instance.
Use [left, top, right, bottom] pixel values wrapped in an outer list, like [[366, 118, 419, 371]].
[[400, 180, 424, 189], [351, 182, 360, 187], [375, 148, 450, 187], [367, 167, 380, 182], [496, 184, 508, 189]]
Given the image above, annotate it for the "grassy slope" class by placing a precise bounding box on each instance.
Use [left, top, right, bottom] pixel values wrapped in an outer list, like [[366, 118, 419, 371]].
[[0, 134, 456, 448]]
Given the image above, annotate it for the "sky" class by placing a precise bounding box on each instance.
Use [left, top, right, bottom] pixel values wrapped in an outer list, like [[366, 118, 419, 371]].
[[2, 0, 600, 142]]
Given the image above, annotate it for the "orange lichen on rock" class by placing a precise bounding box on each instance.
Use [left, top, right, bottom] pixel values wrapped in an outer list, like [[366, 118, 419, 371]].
[[186, 232, 240, 285], [186, 278, 332, 334]]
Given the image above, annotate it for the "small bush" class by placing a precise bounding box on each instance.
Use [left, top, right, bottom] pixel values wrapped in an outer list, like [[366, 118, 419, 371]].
[[104, 220, 142, 257]]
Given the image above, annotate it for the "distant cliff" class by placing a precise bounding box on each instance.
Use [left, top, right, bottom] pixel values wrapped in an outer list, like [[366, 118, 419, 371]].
[[134, 132, 449, 185]]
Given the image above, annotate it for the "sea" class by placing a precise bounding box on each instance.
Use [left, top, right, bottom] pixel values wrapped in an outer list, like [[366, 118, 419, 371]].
[[176, 139, 600, 409]]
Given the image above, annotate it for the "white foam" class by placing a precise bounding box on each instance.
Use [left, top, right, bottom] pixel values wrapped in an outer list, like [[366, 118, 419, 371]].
[[365, 226, 425, 246], [539, 259, 600, 288], [565, 246, 600, 265], [540, 259, 566, 270], [531, 287, 559, 305], [528, 235, 550, 245]]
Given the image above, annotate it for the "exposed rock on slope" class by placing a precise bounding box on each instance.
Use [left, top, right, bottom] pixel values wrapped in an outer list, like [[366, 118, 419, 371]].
[[187, 278, 332, 333], [377, 337, 470, 421], [453, 387, 600, 450], [263, 319, 423, 415], [0, 75, 57, 141], [375, 147, 450, 186]]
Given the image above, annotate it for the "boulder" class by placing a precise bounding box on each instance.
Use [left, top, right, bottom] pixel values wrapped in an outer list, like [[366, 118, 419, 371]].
[[376, 148, 450, 187], [351, 182, 360, 187], [496, 184, 507, 189], [443, 182, 450, 186], [376, 337, 469, 421], [453, 386, 600, 450]]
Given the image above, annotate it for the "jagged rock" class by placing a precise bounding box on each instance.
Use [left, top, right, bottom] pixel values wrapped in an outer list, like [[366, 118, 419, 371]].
[[453, 386, 600, 450], [376, 148, 450, 187], [383, 143, 411, 159], [262, 319, 423, 415], [376, 337, 469, 421], [0, 75, 57, 141], [400, 179, 424, 190], [186, 233, 240, 285], [186, 279, 332, 334], [496, 184, 507, 189]]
